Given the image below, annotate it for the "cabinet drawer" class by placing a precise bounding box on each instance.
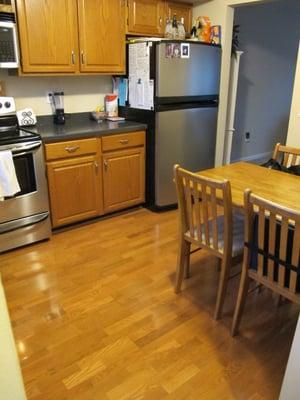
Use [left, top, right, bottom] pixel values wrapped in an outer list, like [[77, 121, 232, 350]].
[[45, 138, 99, 161], [102, 131, 145, 152]]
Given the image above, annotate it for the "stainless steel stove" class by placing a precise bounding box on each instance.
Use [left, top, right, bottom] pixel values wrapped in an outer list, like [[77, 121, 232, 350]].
[[0, 97, 51, 252]]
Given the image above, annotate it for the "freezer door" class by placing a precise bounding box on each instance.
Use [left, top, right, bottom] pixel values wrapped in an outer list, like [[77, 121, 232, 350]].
[[155, 107, 217, 207], [156, 42, 221, 98]]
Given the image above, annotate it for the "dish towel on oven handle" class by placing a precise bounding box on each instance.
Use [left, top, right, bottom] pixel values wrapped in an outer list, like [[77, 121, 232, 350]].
[[0, 150, 21, 201]]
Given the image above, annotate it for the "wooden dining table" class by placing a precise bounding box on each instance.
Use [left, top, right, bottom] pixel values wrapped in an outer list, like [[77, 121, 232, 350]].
[[198, 161, 300, 212]]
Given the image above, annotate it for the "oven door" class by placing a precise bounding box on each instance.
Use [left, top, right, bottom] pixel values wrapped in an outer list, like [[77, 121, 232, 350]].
[[0, 140, 50, 224]]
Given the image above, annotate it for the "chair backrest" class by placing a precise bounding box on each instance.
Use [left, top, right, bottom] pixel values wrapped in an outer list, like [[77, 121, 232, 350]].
[[244, 189, 300, 297], [174, 164, 233, 257], [273, 143, 300, 167]]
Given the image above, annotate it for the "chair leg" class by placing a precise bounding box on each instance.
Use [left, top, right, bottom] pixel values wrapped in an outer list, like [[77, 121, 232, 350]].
[[275, 294, 283, 308], [215, 257, 222, 272], [231, 267, 250, 336], [184, 243, 191, 279], [214, 257, 231, 320], [175, 238, 190, 293]]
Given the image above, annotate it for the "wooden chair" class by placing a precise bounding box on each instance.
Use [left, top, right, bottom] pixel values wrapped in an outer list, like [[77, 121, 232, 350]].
[[174, 164, 244, 320], [273, 143, 300, 167], [231, 189, 300, 336]]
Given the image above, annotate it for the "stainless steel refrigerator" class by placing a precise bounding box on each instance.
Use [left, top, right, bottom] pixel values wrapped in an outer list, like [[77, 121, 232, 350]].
[[119, 39, 221, 210]]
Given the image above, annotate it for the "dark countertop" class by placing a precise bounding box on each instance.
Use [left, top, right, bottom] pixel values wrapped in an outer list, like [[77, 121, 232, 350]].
[[23, 113, 147, 143]]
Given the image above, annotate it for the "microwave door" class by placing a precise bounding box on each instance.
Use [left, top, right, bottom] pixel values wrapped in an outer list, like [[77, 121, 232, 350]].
[[0, 21, 19, 68]]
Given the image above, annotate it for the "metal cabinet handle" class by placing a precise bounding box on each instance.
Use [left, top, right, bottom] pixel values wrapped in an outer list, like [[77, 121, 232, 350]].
[[71, 50, 75, 65], [104, 160, 108, 170], [65, 146, 79, 153], [81, 51, 85, 64], [119, 139, 129, 145], [94, 161, 99, 174], [159, 17, 162, 26]]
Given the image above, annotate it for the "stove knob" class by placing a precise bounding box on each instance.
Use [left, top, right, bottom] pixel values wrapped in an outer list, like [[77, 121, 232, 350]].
[[4, 101, 11, 108], [0, 103, 2, 109]]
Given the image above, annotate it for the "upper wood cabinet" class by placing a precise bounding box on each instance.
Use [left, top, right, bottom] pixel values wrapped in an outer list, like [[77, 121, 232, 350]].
[[77, 0, 125, 73], [16, 0, 125, 74], [127, 0, 165, 36], [166, 2, 192, 34], [16, 0, 79, 73], [127, 0, 192, 37]]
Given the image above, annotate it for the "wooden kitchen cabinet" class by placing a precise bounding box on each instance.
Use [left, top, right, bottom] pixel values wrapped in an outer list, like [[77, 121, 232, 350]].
[[102, 131, 145, 213], [127, 0, 165, 36], [16, 0, 125, 74], [45, 138, 103, 228], [45, 131, 145, 228], [77, 0, 125, 73], [16, 0, 79, 73], [166, 2, 192, 34]]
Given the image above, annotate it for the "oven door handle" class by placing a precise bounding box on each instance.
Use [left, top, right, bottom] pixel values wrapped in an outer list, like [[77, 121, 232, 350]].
[[0, 212, 49, 234], [8, 141, 42, 155]]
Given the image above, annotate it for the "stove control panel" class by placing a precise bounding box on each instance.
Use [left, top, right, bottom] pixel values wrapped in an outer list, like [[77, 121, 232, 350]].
[[0, 97, 16, 114]]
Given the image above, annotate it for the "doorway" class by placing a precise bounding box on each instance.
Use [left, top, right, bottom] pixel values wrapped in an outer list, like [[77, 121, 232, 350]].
[[229, 0, 300, 163]]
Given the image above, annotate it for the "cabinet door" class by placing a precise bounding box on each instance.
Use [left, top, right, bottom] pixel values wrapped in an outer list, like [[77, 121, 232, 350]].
[[47, 155, 103, 228], [167, 2, 192, 34], [103, 147, 145, 213], [16, 0, 79, 73], [77, 0, 125, 73], [127, 0, 165, 36]]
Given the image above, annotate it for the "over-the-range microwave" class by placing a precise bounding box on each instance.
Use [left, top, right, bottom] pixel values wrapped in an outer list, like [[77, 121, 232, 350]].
[[0, 19, 19, 68]]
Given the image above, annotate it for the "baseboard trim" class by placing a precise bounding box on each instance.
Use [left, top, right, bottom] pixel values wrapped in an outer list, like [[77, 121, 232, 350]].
[[231, 151, 272, 165]]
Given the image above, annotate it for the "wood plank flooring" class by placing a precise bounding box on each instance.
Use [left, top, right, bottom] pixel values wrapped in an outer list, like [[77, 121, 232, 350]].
[[0, 208, 298, 399]]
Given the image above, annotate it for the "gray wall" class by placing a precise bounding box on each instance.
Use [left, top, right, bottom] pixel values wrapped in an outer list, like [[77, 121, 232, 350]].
[[231, 0, 300, 162]]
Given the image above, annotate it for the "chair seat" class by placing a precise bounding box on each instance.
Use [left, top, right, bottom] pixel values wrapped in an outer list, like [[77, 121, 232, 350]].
[[185, 214, 244, 257]]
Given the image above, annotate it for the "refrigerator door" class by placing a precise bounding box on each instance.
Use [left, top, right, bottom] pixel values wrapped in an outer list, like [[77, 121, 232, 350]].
[[156, 42, 221, 99], [155, 106, 217, 207]]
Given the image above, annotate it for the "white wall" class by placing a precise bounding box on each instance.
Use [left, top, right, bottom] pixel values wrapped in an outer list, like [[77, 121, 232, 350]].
[[286, 42, 300, 147], [231, 0, 300, 161], [280, 315, 300, 400], [0, 71, 112, 115]]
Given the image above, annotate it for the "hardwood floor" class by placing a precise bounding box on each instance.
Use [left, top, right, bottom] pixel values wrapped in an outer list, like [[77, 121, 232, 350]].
[[0, 208, 298, 399]]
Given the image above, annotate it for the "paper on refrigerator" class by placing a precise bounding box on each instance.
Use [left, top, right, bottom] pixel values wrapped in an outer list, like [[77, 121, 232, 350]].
[[128, 42, 154, 110]]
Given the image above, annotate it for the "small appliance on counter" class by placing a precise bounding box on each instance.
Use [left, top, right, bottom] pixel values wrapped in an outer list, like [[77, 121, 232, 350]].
[[50, 91, 65, 124], [16, 107, 37, 126]]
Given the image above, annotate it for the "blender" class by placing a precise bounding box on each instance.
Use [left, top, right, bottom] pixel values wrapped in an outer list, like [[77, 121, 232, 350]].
[[51, 91, 65, 124]]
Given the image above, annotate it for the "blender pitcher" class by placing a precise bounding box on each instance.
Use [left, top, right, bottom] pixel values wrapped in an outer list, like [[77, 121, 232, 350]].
[[52, 91, 65, 124]]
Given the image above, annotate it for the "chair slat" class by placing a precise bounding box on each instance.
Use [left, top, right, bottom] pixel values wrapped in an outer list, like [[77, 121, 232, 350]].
[[201, 184, 210, 246], [283, 153, 290, 167], [291, 154, 298, 166], [185, 178, 194, 239], [289, 223, 300, 292], [278, 218, 289, 288], [268, 212, 276, 281], [257, 207, 265, 277], [210, 187, 219, 250], [193, 181, 202, 241]]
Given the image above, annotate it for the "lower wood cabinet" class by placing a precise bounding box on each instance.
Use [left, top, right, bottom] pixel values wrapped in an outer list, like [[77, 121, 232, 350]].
[[47, 154, 103, 228], [45, 131, 145, 228], [103, 147, 145, 213]]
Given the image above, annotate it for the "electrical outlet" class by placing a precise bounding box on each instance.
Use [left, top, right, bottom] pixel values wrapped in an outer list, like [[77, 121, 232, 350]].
[[245, 132, 250, 143], [46, 92, 52, 104]]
